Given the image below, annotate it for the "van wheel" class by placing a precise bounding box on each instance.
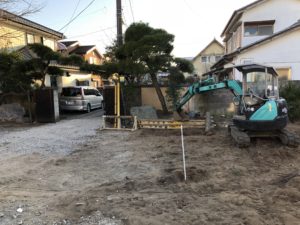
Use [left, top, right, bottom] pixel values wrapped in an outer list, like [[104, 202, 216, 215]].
[[86, 104, 91, 113]]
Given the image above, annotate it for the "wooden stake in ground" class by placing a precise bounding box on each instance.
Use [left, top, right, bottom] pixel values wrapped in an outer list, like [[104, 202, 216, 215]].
[[205, 112, 211, 133], [181, 124, 187, 181]]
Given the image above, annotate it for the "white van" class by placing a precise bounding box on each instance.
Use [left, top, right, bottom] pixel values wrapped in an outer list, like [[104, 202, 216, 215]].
[[59, 86, 103, 112]]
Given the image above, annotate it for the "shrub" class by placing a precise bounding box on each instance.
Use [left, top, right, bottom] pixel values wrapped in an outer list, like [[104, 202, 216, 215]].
[[280, 82, 300, 122]]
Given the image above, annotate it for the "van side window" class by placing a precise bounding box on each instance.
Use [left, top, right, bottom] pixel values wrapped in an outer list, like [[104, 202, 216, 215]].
[[90, 89, 96, 96], [90, 89, 98, 96], [84, 89, 91, 96], [62, 88, 82, 96], [93, 89, 99, 96]]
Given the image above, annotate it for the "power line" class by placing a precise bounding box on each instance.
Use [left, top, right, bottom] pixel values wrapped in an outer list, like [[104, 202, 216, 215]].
[[128, 0, 135, 22], [108, 28, 117, 40], [70, 0, 82, 20], [82, 6, 107, 17], [182, 0, 201, 17], [65, 26, 116, 39], [63, 0, 81, 33], [59, 0, 97, 31], [103, 28, 116, 44], [122, 10, 128, 27], [47, 6, 107, 28]]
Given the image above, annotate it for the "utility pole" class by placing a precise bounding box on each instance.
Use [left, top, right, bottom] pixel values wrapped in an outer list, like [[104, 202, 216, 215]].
[[116, 0, 123, 46]]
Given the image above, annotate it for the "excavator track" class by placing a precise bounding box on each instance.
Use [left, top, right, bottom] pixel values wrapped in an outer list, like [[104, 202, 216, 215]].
[[229, 125, 251, 148], [279, 129, 300, 148]]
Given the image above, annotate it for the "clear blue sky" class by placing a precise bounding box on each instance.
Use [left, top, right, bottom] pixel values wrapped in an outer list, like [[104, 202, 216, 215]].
[[26, 0, 255, 57]]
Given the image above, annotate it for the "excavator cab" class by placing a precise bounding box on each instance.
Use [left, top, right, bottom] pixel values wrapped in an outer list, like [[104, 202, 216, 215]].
[[230, 64, 287, 131], [233, 65, 278, 116], [238, 64, 279, 99]]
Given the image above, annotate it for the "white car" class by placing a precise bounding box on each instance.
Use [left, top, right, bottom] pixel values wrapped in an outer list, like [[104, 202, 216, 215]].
[[59, 86, 103, 112]]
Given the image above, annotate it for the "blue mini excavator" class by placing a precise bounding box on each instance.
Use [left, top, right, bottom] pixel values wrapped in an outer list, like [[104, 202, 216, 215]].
[[175, 64, 299, 147]]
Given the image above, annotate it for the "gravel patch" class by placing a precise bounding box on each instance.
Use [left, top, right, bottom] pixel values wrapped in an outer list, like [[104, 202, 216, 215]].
[[0, 112, 103, 158]]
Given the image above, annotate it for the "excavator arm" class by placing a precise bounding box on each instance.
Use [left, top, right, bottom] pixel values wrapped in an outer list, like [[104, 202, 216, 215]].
[[175, 78, 243, 114]]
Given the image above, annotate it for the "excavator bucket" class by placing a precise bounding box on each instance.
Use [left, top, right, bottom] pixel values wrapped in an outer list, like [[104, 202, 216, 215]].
[[173, 110, 189, 121]]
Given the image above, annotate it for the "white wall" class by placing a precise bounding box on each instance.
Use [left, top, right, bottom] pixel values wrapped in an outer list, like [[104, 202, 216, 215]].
[[232, 29, 300, 80], [62, 74, 92, 87], [243, 35, 270, 47], [241, 0, 300, 46]]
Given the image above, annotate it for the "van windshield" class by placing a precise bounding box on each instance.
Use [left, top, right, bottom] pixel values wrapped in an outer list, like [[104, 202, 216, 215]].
[[61, 88, 82, 97]]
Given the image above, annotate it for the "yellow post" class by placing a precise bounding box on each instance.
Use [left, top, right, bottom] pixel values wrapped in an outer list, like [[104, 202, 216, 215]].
[[112, 73, 122, 129]]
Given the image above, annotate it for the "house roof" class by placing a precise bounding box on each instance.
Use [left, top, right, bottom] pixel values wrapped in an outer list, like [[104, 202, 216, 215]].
[[70, 45, 102, 58], [221, 0, 267, 37], [0, 9, 63, 38], [213, 20, 300, 69], [193, 39, 224, 61], [16, 46, 81, 72], [17, 46, 38, 60], [59, 41, 79, 47], [57, 42, 67, 51], [70, 45, 96, 54], [183, 57, 193, 61]]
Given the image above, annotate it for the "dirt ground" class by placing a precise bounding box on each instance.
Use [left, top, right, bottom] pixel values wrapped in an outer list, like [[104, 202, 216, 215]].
[[0, 122, 300, 225]]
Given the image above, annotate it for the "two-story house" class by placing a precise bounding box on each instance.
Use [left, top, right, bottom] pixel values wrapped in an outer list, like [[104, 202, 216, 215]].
[[59, 41, 103, 65], [0, 9, 63, 51], [192, 39, 225, 78], [213, 0, 300, 81], [0, 9, 68, 88], [57, 41, 104, 89], [0, 9, 105, 90]]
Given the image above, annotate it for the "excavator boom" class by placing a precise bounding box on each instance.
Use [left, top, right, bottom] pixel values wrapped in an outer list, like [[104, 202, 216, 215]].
[[175, 78, 242, 117]]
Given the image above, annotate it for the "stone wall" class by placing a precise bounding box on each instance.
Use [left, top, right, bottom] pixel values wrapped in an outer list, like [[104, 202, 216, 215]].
[[0, 103, 25, 122]]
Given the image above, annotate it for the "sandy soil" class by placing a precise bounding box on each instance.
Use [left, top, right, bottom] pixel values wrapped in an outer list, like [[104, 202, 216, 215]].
[[0, 122, 300, 225]]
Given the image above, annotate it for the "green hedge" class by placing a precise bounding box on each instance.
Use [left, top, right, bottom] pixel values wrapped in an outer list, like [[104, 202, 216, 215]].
[[280, 83, 300, 122]]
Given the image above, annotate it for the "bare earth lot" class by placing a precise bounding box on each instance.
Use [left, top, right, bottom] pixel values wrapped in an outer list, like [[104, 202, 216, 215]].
[[0, 118, 300, 224]]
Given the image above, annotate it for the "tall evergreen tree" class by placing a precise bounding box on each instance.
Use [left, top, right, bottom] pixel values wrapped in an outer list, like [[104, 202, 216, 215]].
[[101, 22, 194, 113]]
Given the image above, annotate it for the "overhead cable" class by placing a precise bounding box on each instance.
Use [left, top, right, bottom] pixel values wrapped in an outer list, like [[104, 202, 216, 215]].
[[59, 0, 97, 31], [63, 0, 81, 33], [66, 26, 116, 39], [128, 0, 135, 22]]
